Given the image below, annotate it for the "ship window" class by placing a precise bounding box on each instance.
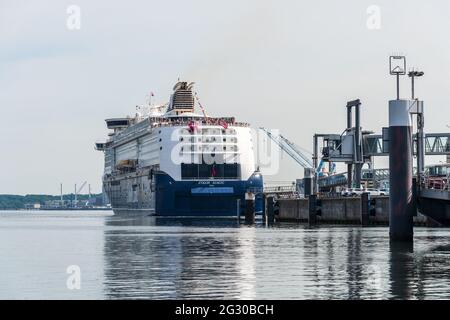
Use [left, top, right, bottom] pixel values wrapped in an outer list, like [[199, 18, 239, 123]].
[[181, 163, 197, 179], [181, 163, 240, 179], [224, 163, 239, 178], [160, 146, 162, 150], [199, 164, 210, 177]]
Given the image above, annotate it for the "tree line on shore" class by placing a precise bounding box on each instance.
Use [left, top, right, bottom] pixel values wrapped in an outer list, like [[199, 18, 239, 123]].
[[0, 194, 101, 210]]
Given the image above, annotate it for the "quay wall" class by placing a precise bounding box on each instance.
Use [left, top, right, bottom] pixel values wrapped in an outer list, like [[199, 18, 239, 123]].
[[276, 196, 428, 225]]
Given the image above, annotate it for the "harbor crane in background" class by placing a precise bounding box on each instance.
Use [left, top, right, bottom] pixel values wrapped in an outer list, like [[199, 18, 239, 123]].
[[260, 127, 337, 176], [260, 127, 313, 169], [260, 127, 345, 195]]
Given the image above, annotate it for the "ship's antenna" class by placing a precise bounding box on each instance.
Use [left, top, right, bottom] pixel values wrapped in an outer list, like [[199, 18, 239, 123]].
[[194, 91, 208, 119], [143, 91, 155, 115], [149, 91, 154, 107]]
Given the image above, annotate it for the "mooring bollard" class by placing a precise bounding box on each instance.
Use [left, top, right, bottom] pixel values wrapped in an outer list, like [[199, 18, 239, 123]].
[[245, 191, 255, 223], [308, 194, 317, 225], [361, 192, 370, 226]]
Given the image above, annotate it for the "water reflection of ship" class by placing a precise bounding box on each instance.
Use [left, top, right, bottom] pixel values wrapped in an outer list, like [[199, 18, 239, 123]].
[[101, 217, 256, 299], [101, 219, 450, 299]]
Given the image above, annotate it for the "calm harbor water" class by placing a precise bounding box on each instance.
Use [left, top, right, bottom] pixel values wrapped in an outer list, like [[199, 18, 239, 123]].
[[1, 210, 450, 299]]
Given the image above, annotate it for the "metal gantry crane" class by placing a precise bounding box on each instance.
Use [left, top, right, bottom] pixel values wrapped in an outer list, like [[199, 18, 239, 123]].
[[260, 127, 313, 168], [260, 128, 347, 193]]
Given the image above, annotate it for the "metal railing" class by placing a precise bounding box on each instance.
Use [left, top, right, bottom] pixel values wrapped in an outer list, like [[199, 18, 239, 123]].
[[422, 176, 450, 191], [264, 185, 296, 193]]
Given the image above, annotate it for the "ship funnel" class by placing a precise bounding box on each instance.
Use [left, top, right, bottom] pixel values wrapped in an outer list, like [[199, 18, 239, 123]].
[[168, 81, 195, 114]]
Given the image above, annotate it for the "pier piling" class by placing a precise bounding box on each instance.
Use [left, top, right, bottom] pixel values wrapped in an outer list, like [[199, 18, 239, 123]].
[[308, 194, 317, 225], [388, 100, 415, 241], [265, 196, 275, 224], [245, 191, 256, 223], [361, 192, 370, 226], [303, 168, 314, 197]]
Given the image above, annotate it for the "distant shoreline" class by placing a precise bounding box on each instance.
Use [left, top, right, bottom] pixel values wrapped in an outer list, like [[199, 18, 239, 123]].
[[0, 193, 102, 210]]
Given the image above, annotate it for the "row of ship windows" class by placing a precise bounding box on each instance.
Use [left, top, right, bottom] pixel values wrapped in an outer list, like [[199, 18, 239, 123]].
[[179, 137, 238, 143], [181, 163, 241, 179], [108, 181, 155, 192], [158, 129, 237, 135], [180, 145, 239, 152], [155, 128, 239, 152], [121, 146, 238, 151], [183, 129, 237, 135]]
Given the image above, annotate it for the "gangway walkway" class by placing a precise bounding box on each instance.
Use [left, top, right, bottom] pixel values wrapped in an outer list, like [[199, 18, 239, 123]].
[[364, 133, 450, 156]]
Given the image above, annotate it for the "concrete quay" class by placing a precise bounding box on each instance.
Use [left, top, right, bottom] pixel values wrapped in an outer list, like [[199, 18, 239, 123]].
[[275, 196, 430, 226]]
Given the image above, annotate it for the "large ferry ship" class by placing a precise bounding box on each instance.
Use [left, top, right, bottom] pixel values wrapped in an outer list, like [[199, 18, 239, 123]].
[[95, 81, 263, 216]]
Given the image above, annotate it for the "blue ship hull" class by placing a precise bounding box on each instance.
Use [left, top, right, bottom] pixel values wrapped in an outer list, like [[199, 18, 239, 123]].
[[105, 167, 264, 217], [154, 172, 263, 217]]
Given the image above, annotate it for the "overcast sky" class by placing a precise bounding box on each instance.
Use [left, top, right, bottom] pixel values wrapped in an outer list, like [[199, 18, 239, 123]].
[[1, 0, 449, 195]]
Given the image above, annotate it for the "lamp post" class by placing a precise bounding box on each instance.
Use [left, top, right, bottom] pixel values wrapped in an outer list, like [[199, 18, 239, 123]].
[[408, 70, 424, 100]]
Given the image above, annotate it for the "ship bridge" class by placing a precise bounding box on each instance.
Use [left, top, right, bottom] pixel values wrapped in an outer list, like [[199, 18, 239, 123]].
[[105, 118, 131, 130]]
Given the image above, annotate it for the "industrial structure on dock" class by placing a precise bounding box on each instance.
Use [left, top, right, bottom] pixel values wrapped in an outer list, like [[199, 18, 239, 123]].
[[266, 56, 450, 242], [24, 182, 110, 211]]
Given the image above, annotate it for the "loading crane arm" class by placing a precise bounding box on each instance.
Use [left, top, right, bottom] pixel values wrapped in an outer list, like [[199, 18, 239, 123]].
[[260, 128, 313, 168]]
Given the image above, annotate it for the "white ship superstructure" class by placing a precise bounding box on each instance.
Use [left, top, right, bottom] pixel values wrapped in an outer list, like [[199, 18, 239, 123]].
[[96, 81, 263, 216]]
